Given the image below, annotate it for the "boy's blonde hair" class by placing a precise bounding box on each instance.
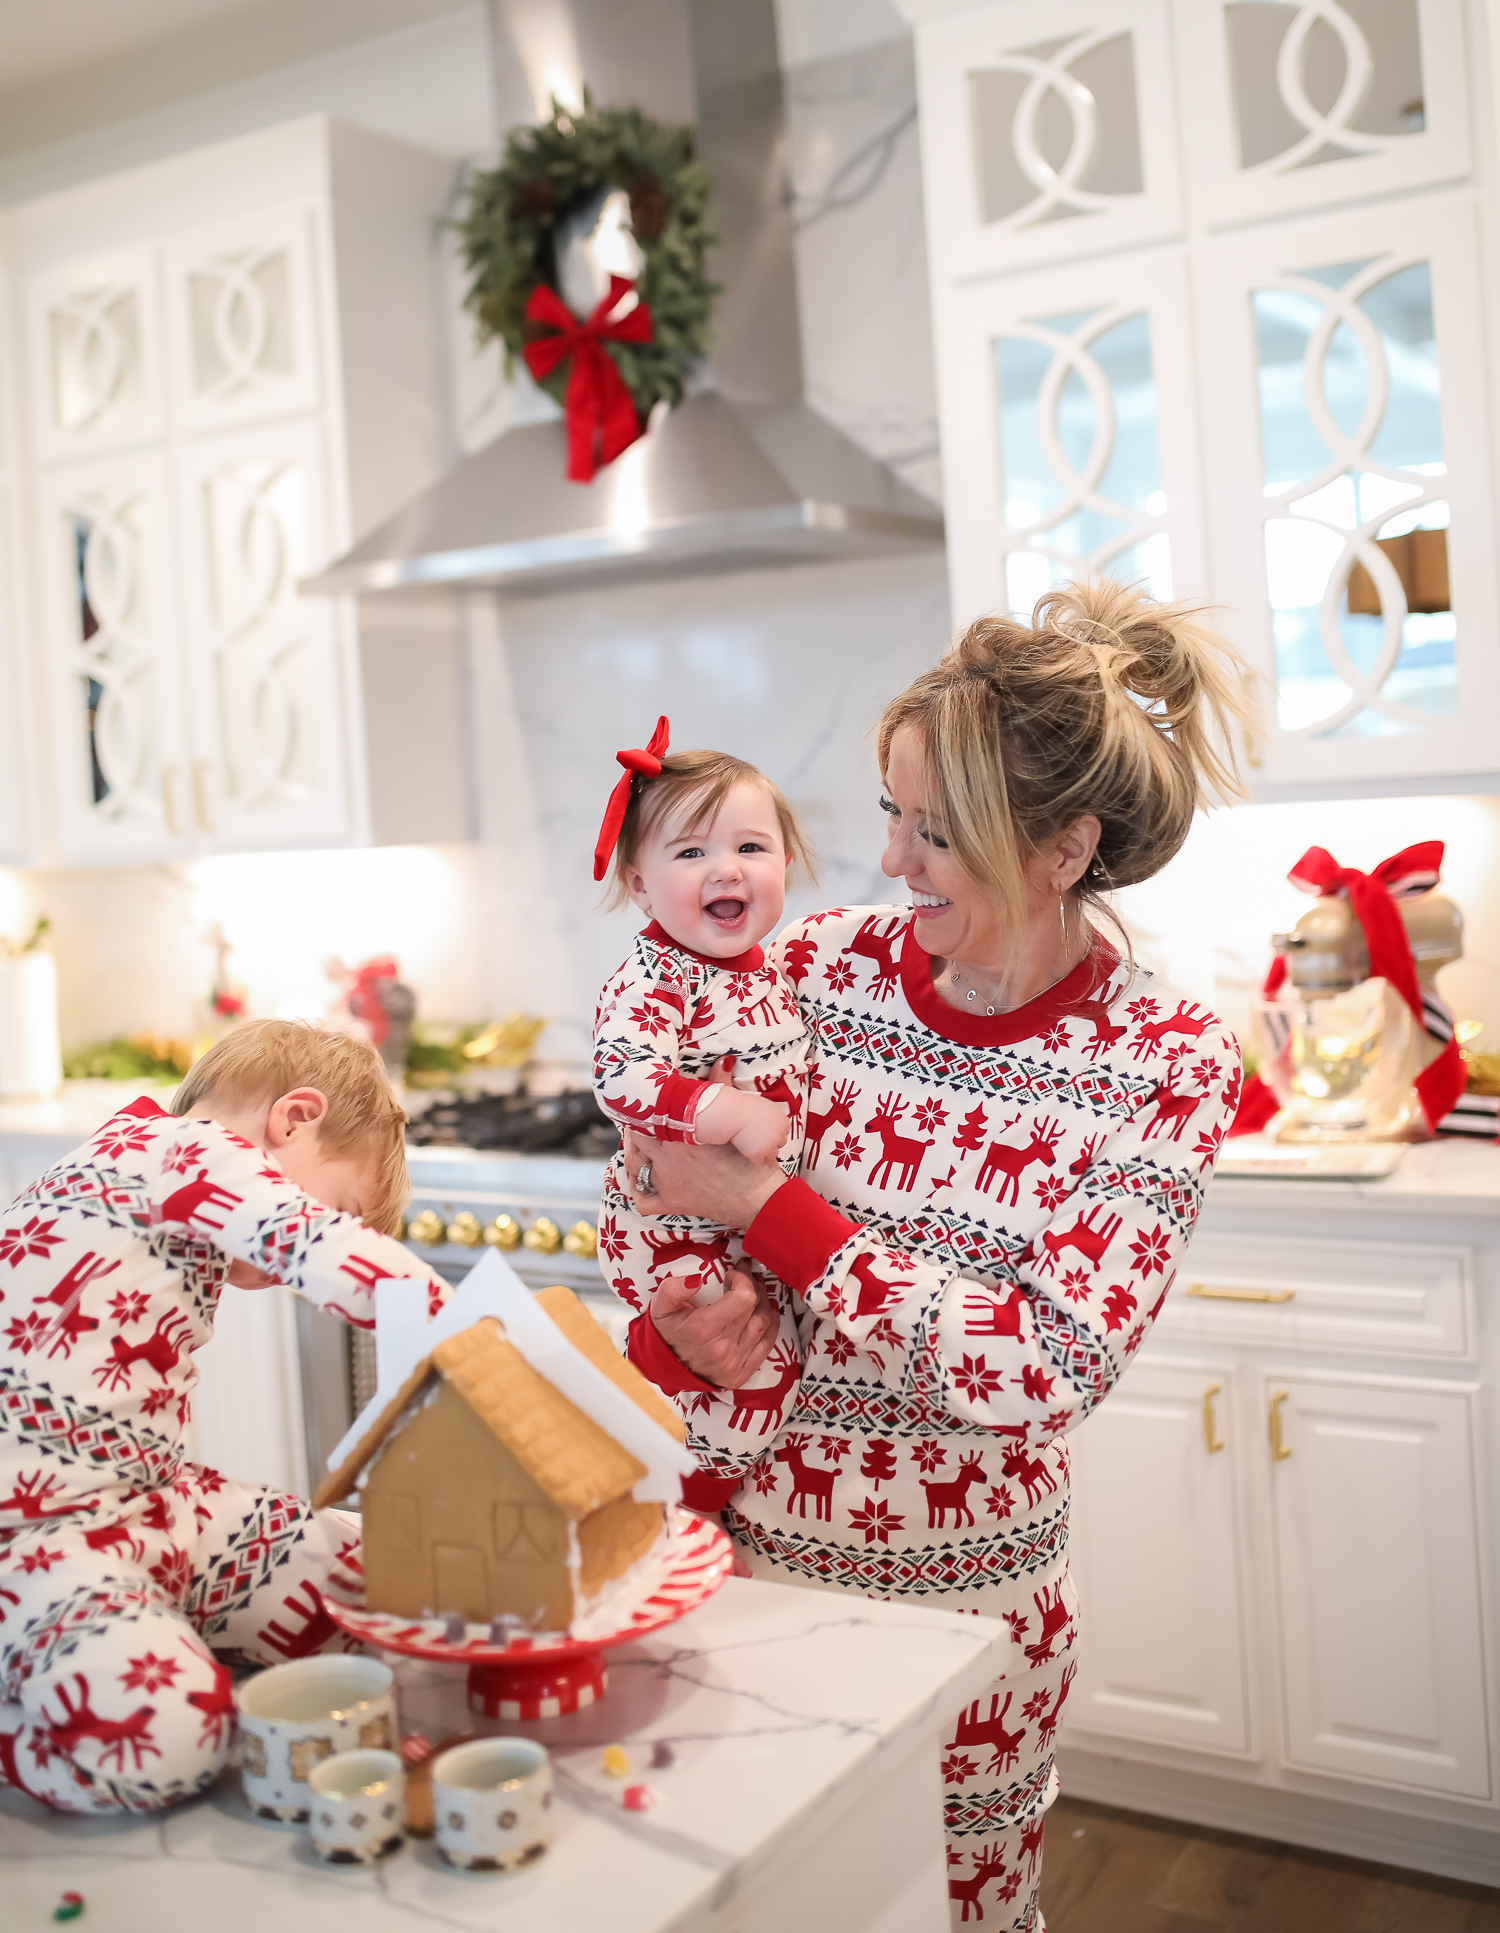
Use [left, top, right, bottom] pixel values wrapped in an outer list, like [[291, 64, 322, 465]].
[[172, 1019, 409, 1236], [607, 748, 816, 910]]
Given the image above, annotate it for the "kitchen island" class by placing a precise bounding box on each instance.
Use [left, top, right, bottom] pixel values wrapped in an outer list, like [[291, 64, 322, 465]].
[[0, 1575, 1015, 1933]]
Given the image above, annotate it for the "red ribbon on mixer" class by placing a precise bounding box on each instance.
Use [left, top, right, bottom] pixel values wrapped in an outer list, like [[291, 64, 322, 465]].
[[523, 276, 653, 483], [1263, 842, 1462, 1130], [346, 956, 399, 1045], [593, 716, 671, 882]]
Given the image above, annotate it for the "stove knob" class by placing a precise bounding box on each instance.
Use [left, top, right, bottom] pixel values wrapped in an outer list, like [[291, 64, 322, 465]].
[[447, 1212, 484, 1248], [523, 1216, 562, 1255], [407, 1210, 446, 1247], [562, 1220, 598, 1260], [483, 1215, 522, 1251]]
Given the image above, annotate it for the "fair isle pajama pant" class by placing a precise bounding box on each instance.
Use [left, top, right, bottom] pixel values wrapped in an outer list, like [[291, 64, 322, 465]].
[[940, 1638, 1075, 1931], [0, 1464, 362, 1813]]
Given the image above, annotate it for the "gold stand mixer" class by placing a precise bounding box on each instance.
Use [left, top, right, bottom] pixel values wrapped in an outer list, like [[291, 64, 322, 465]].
[[1262, 887, 1463, 1142]]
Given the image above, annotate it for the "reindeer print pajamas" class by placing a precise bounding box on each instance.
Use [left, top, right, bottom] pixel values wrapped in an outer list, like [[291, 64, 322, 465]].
[[0, 1097, 449, 1814], [627, 907, 1239, 1933], [595, 919, 810, 1314]]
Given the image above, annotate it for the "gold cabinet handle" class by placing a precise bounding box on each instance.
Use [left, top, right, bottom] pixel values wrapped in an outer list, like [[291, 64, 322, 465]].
[[483, 1215, 522, 1251], [447, 1212, 483, 1248], [523, 1216, 562, 1254], [1269, 1389, 1292, 1462], [562, 1219, 598, 1260], [191, 758, 216, 832], [1187, 1284, 1295, 1304], [1203, 1382, 1224, 1455], [161, 762, 185, 837], [406, 1209, 446, 1246]]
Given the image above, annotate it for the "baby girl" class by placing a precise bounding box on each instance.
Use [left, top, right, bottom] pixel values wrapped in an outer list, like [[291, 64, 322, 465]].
[[592, 717, 812, 1308]]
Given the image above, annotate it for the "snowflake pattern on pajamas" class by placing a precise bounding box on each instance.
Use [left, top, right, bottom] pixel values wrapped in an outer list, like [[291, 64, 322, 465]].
[[0, 1096, 449, 1812], [594, 919, 810, 1303], [624, 908, 1239, 1933]]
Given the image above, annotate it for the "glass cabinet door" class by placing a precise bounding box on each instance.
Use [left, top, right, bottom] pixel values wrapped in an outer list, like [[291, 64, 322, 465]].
[[1195, 194, 1498, 782]]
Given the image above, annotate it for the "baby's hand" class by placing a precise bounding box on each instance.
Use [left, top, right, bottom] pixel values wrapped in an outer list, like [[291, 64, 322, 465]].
[[693, 1086, 789, 1163]]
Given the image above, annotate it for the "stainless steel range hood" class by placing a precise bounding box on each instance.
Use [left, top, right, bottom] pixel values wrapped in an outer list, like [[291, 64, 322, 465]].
[[299, 0, 942, 601]]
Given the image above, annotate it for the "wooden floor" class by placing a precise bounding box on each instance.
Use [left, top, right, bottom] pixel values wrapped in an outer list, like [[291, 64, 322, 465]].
[[1039, 1797, 1500, 1932]]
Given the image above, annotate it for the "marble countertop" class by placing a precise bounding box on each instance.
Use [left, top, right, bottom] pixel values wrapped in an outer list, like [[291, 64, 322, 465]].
[[0, 1576, 1013, 1933], [1204, 1135, 1500, 1219]]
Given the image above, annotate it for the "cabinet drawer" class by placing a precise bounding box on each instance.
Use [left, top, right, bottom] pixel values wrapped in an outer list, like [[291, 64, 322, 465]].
[[1157, 1234, 1471, 1359]]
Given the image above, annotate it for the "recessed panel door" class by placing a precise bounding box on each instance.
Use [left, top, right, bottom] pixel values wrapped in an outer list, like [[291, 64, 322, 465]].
[[1266, 1371, 1490, 1797], [1065, 1356, 1251, 1754]]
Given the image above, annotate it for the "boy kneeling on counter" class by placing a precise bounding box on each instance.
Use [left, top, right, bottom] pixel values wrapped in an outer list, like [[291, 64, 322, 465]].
[[0, 1021, 449, 1813]]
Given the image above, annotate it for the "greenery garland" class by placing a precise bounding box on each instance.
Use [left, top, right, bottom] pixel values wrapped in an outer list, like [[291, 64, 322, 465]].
[[456, 96, 717, 422]]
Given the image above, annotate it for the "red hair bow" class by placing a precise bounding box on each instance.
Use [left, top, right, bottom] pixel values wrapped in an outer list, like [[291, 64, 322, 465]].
[[523, 276, 653, 483], [593, 716, 670, 882], [1263, 841, 1462, 1130]]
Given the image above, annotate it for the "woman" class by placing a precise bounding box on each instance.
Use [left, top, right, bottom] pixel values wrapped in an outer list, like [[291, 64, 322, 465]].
[[615, 581, 1254, 1933]]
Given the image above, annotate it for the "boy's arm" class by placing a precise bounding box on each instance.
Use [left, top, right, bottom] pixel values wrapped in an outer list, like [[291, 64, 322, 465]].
[[152, 1118, 449, 1329]]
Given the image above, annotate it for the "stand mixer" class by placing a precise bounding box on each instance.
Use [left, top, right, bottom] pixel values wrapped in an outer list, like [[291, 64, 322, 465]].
[[1263, 887, 1463, 1142]]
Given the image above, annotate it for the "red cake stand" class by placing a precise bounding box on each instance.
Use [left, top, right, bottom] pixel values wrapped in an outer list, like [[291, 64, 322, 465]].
[[322, 1509, 733, 1721]]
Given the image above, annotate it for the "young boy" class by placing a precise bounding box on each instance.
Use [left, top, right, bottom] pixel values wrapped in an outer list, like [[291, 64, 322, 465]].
[[0, 1021, 449, 1815]]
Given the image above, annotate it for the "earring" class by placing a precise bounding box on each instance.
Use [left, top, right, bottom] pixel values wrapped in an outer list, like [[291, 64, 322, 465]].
[[1059, 891, 1069, 951]]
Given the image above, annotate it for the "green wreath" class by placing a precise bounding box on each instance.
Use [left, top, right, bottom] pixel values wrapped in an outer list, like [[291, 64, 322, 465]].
[[456, 96, 717, 421]]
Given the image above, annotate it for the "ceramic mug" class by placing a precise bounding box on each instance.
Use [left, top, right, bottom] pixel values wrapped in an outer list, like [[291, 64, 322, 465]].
[[432, 1737, 553, 1872], [308, 1748, 405, 1863], [236, 1655, 397, 1823]]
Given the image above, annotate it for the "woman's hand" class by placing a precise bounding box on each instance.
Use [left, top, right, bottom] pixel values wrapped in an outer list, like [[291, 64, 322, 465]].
[[625, 1131, 786, 1231], [650, 1265, 780, 1387]]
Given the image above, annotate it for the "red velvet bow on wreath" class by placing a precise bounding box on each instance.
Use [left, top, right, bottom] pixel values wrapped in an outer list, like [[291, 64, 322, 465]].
[[523, 275, 654, 483], [345, 956, 400, 1046], [593, 715, 671, 882], [1263, 841, 1463, 1131]]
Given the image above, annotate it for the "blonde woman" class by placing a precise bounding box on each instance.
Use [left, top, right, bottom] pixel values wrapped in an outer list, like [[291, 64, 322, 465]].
[[621, 582, 1255, 1932]]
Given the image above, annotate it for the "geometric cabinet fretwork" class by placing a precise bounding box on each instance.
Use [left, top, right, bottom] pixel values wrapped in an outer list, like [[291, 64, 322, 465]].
[[904, 0, 1500, 786], [9, 115, 462, 865]]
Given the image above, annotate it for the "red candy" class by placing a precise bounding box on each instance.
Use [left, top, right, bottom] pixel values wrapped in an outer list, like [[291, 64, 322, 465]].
[[622, 1784, 655, 1812]]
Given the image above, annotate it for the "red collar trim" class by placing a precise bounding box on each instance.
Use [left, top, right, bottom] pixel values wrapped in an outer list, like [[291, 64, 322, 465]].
[[899, 917, 1120, 1046], [642, 920, 765, 974], [119, 1094, 171, 1120]]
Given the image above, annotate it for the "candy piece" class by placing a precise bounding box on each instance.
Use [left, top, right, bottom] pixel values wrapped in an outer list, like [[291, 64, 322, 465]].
[[400, 1733, 434, 1769], [443, 1613, 466, 1644], [649, 1741, 675, 1769], [488, 1613, 527, 1646], [601, 1744, 630, 1780], [622, 1784, 655, 1812], [54, 1896, 85, 1923]]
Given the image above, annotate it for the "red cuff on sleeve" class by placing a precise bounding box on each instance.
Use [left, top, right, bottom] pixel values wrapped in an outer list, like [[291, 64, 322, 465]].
[[625, 1308, 717, 1396], [681, 1469, 742, 1512], [743, 1178, 859, 1295], [653, 1071, 713, 1144]]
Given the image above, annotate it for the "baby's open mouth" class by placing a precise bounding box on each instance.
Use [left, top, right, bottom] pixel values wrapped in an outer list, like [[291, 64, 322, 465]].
[[705, 898, 746, 922]]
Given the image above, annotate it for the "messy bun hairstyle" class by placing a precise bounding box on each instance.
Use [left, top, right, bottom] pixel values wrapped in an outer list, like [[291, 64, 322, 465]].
[[877, 580, 1258, 944]]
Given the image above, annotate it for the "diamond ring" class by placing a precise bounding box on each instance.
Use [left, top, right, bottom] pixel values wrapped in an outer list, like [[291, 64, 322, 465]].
[[637, 1162, 655, 1197]]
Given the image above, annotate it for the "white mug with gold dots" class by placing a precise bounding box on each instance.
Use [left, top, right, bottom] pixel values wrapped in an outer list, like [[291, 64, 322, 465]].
[[432, 1737, 553, 1872], [236, 1655, 396, 1823], [308, 1748, 405, 1863]]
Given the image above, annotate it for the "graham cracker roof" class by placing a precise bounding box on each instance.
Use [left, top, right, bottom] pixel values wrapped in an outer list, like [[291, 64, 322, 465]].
[[313, 1285, 687, 1517]]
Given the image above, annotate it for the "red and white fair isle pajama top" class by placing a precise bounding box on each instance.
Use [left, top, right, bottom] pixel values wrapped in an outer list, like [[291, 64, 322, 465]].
[[0, 1097, 448, 1814], [624, 907, 1240, 1933], [594, 919, 810, 1301]]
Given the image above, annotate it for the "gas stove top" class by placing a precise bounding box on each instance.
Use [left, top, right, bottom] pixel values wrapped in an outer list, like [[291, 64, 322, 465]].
[[406, 1088, 617, 1160]]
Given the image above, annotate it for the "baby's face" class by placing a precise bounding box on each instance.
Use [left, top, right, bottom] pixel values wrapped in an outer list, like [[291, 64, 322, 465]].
[[626, 778, 789, 958]]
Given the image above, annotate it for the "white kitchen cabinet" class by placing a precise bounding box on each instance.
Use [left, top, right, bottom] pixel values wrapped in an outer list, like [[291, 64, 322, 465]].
[[899, 0, 1500, 791], [7, 117, 469, 866], [1057, 1151, 1500, 1886], [1267, 1370, 1489, 1800], [1067, 1356, 1251, 1755], [0, 227, 33, 866]]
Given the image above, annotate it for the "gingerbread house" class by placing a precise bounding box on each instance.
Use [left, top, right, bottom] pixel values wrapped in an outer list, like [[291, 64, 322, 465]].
[[313, 1281, 691, 1633]]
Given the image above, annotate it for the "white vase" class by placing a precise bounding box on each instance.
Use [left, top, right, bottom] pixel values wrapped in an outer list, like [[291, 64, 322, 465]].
[[0, 955, 62, 1099]]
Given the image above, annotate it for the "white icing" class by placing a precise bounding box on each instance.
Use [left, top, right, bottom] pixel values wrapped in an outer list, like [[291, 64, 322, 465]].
[[568, 1506, 676, 1642]]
